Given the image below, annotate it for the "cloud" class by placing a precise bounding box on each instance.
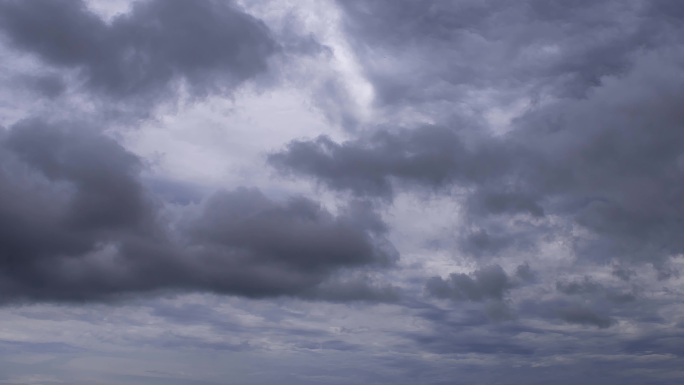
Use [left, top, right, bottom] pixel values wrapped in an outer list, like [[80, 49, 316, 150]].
[[0, 119, 396, 303], [303, 274, 401, 303], [557, 305, 615, 329], [426, 265, 511, 302], [184, 188, 396, 298], [269, 125, 508, 200], [334, 0, 661, 107], [556, 276, 637, 303], [3, 0, 684, 383], [272, 45, 684, 268], [0, 0, 276, 110]]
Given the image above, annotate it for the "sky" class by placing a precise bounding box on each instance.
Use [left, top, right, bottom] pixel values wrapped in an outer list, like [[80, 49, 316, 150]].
[[1, 0, 684, 384]]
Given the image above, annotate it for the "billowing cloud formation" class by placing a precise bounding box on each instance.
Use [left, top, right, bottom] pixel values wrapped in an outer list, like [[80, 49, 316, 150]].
[[267, 3, 684, 373], [272, 24, 684, 270], [270, 125, 507, 199], [0, 0, 276, 106], [3, 1, 684, 384], [0, 120, 395, 303], [186, 190, 396, 298]]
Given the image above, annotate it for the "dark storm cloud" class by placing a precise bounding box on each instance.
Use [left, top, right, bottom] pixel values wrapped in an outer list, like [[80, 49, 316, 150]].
[[269, 125, 508, 199], [516, 48, 684, 268], [0, 120, 156, 276], [0, 0, 276, 107], [192, 189, 388, 272], [3, 1, 684, 382], [266, 3, 684, 372], [426, 265, 511, 302], [334, 0, 663, 108], [0, 120, 395, 303], [272, 14, 684, 270], [183, 188, 396, 298]]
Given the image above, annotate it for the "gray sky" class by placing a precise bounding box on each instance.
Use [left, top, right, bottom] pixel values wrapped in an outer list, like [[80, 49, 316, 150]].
[[1, 0, 684, 384]]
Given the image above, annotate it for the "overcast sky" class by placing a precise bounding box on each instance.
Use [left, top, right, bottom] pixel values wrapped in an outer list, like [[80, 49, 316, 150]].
[[1, 0, 684, 384]]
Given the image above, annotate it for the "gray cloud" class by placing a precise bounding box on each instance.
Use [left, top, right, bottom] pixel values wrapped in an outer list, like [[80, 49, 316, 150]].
[[426, 265, 511, 302], [0, 119, 396, 303], [0, 0, 276, 110], [334, 0, 665, 109], [20, 74, 67, 99], [272, 44, 684, 269], [556, 277, 606, 296], [0, 119, 158, 297], [269, 125, 508, 199], [183, 188, 396, 298], [624, 331, 684, 357], [514, 263, 537, 283], [3, 0, 684, 383], [557, 305, 615, 329], [265, 3, 684, 372], [556, 276, 637, 304], [411, 332, 534, 356]]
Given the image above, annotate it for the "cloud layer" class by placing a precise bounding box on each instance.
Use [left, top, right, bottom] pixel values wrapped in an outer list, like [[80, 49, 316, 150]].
[[1, 0, 684, 384]]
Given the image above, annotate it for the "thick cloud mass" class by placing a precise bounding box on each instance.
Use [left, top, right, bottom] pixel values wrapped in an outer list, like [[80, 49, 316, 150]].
[[184, 189, 396, 298], [266, 4, 684, 377], [0, 0, 276, 105], [3, 1, 684, 384], [334, 0, 664, 108], [273, 11, 684, 269], [0, 120, 395, 302]]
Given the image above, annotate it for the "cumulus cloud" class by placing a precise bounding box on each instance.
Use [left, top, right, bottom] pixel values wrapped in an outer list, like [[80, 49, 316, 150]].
[[265, 3, 684, 376], [269, 124, 510, 199], [273, 41, 684, 269], [0, 119, 396, 303], [0, 0, 276, 110]]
